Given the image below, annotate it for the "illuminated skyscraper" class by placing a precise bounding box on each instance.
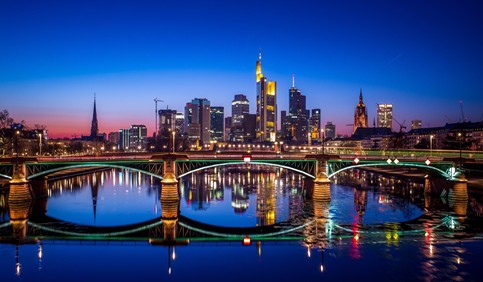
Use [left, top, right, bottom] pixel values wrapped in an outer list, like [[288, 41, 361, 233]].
[[377, 103, 393, 130], [210, 106, 224, 141], [256, 52, 277, 142], [309, 109, 321, 141], [288, 76, 308, 144], [189, 98, 211, 145], [353, 89, 368, 134], [231, 94, 250, 142]]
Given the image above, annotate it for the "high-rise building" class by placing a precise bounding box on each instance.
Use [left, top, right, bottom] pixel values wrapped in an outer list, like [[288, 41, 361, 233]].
[[411, 120, 422, 130], [184, 103, 193, 135], [256, 52, 277, 142], [210, 106, 224, 142], [280, 110, 290, 141], [309, 109, 321, 141], [129, 124, 147, 151], [242, 113, 257, 142], [231, 94, 250, 142], [225, 116, 232, 142], [159, 109, 177, 134], [119, 129, 130, 151], [325, 122, 336, 139], [108, 131, 120, 147], [353, 89, 368, 134], [188, 98, 211, 145], [287, 76, 308, 144], [377, 103, 393, 130], [175, 112, 184, 134]]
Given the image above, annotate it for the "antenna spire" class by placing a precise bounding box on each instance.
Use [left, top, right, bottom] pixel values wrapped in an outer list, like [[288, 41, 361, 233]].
[[292, 74, 295, 88], [259, 49, 262, 60]]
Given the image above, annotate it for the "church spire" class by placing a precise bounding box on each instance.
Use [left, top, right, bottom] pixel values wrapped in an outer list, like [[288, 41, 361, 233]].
[[90, 94, 99, 140]]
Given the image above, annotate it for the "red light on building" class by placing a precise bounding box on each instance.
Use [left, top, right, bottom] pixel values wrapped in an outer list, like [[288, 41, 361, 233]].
[[243, 236, 251, 246]]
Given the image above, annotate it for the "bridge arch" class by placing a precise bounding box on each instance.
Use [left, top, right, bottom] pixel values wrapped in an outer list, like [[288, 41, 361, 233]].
[[0, 174, 12, 180], [177, 161, 316, 179], [27, 163, 164, 180], [327, 162, 451, 179]]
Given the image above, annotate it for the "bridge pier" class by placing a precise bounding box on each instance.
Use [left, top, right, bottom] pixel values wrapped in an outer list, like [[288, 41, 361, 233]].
[[8, 160, 32, 202], [313, 158, 331, 201], [161, 154, 179, 201], [448, 172, 468, 221]]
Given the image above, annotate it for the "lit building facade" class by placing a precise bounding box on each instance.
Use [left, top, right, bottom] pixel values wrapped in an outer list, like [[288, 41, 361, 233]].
[[189, 98, 211, 145], [210, 106, 224, 142], [411, 119, 422, 130], [309, 109, 321, 141], [287, 78, 308, 144], [325, 121, 336, 139], [353, 89, 368, 134], [159, 109, 177, 134], [377, 103, 393, 130], [231, 94, 250, 142], [129, 124, 147, 151], [256, 53, 277, 142]]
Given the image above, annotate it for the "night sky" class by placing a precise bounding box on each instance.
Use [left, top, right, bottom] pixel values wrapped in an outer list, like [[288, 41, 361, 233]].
[[1, 0, 482, 138]]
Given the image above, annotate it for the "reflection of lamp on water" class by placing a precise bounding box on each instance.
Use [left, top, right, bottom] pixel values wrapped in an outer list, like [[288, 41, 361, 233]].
[[16, 244, 21, 276], [38, 241, 43, 270], [320, 249, 325, 272]]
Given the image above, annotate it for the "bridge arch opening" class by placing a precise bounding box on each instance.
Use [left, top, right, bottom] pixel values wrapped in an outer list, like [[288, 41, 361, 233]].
[[327, 162, 451, 179], [177, 161, 316, 179], [27, 163, 164, 181]]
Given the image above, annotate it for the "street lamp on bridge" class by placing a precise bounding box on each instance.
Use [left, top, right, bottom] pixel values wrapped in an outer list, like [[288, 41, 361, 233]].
[[430, 135, 433, 156], [458, 132, 462, 170]]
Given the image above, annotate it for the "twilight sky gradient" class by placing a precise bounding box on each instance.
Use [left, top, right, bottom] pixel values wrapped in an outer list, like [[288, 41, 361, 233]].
[[1, 0, 482, 138]]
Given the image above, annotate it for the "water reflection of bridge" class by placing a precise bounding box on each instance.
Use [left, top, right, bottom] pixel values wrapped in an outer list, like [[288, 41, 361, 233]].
[[0, 153, 471, 250]]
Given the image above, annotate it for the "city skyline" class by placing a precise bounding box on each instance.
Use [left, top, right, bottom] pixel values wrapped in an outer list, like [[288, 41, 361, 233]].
[[1, 0, 482, 138]]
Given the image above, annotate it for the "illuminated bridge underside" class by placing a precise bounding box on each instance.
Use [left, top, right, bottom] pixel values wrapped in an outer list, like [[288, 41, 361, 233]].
[[25, 161, 164, 180], [176, 160, 316, 179], [0, 164, 13, 179], [326, 160, 454, 179]]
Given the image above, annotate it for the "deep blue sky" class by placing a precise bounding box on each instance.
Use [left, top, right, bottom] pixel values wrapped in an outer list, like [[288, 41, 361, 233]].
[[1, 0, 482, 137]]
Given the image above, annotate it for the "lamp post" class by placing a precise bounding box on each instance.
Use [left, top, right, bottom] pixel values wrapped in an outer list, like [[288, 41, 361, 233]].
[[458, 132, 462, 170], [15, 130, 20, 157], [321, 129, 325, 156], [39, 133, 42, 156], [429, 135, 433, 156], [172, 131, 176, 153]]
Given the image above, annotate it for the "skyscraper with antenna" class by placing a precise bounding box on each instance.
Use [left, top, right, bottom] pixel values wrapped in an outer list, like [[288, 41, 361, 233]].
[[255, 51, 277, 142]]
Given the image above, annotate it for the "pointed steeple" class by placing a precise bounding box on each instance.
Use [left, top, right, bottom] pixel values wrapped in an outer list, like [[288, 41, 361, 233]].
[[90, 94, 99, 140]]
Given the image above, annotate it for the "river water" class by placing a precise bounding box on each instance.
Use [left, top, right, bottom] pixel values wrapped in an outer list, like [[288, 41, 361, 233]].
[[0, 166, 482, 281]]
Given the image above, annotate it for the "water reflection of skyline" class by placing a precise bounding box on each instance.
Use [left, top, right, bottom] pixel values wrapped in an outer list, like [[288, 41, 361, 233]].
[[179, 165, 305, 227]]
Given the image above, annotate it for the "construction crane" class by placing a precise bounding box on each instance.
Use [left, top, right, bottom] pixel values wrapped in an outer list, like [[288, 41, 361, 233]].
[[154, 98, 164, 137], [459, 100, 466, 122], [393, 118, 406, 133]]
